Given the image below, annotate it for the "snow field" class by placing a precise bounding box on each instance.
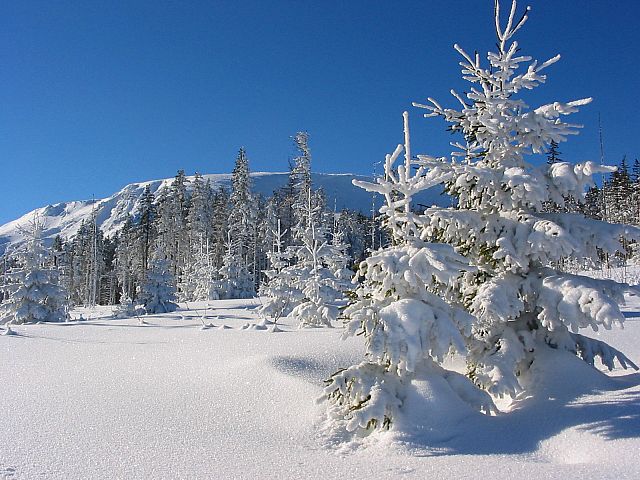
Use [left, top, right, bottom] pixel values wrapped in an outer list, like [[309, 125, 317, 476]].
[[1, 298, 639, 479]]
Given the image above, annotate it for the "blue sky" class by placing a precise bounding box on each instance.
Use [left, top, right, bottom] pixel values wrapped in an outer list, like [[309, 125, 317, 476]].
[[1, 1, 639, 225]]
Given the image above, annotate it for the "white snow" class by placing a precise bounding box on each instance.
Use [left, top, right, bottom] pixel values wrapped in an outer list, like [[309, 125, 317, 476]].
[[1, 290, 639, 479]]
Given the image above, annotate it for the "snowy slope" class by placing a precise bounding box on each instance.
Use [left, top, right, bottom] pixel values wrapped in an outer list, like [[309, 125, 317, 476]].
[[0, 172, 448, 255], [1, 292, 639, 479]]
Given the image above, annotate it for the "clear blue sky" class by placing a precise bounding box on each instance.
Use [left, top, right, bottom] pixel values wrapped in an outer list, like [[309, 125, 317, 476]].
[[1, 1, 639, 225]]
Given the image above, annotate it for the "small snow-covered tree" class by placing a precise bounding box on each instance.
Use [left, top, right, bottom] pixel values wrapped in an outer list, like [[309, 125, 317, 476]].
[[191, 238, 220, 301], [322, 113, 493, 434], [408, 0, 640, 397], [257, 220, 298, 323], [0, 217, 69, 325], [138, 255, 178, 314], [288, 190, 340, 327], [327, 217, 353, 283], [112, 286, 138, 319], [218, 234, 254, 300]]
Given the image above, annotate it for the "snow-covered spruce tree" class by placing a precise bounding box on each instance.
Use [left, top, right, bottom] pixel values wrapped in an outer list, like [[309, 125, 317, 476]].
[[409, 0, 639, 397], [327, 217, 354, 284], [323, 113, 494, 434], [115, 216, 139, 301], [257, 219, 299, 323], [0, 217, 69, 325], [220, 148, 255, 298], [180, 173, 216, 301], [210, 186, 230, 270], [155, 170, 190, 283], [136, 185, 157, 276], [291, 132, 313, 229], [218, 233, 255, 300], [138, 254, 178, 314], [190, 238, 220, 301]]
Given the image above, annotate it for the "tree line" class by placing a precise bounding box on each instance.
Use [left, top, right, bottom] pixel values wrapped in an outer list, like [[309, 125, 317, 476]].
[[1, 133, 380, 315]]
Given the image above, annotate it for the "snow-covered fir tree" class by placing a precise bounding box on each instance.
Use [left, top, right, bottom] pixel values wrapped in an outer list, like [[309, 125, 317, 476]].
[[190, 238, 220, 301], [210, 186, 230, 271], [218, 233, 255, 300], [136, 185, 157, 276], [257, 219, 298, 323], [114, 216, 138, 301], [409, 0, 640, 397], [324, 0, 639, 435], [605, 157, 634, 225], [291, 132, 313, 229], [219, 149, 255, 298], [0, 217, 69, 325], [138, 253, 178, 314], [323, 113, 493, 434], [286, 189, 346, 328], [156, 170, 190, 283], [327, 214, 354, 283], [180, 173, 216, 300], [258, 134, 351, 327]]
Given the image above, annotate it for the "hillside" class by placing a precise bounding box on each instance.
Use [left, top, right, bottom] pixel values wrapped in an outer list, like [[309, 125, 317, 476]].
[[0, 171, 449, 255]]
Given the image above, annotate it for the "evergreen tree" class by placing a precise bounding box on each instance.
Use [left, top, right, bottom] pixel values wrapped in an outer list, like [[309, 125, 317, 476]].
[[409, 0, 639, 397], [100, 235, 118, 305], [67, 217, 106, 306], [606, 156, 633, 225], [136, 185, 157, 276], [210, 186, 230, 270], [115, 216, 138, 300], [191, 239, 220, 301], [546, 140, 562, 164], [138, 254, 178, 314], [219, 233, 255, 299], [155, 170, 190, 282], [284, 190, 347, 328], [257, 219, 298, 323], [324, 0, 639, 435], [632, 159, 640, 225], [113, 285, 138, 319], [221, 148, 255, 298], [179, 172, 215, 301], [323, 113, 491, 433], [291, 132, 313, 230], [0, 217, 69, 325]]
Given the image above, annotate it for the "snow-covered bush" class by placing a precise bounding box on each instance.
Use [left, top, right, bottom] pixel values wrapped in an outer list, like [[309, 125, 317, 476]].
[[112, 287, 140, 319], [138, 256, 178, 314]]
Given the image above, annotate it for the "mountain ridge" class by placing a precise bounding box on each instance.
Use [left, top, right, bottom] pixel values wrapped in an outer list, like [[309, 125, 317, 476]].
[[0, 171, 448, 255]]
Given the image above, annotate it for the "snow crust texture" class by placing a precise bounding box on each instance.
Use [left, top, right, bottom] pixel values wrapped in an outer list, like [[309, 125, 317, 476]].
[[1, 297, 640, 479]]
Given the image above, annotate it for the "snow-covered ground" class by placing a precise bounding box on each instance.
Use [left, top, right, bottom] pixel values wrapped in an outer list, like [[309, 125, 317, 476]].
[[1, 294, 639, 479]]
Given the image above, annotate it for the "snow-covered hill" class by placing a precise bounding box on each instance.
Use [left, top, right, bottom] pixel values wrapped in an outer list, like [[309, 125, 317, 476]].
[[0, 172, 449, 255]]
